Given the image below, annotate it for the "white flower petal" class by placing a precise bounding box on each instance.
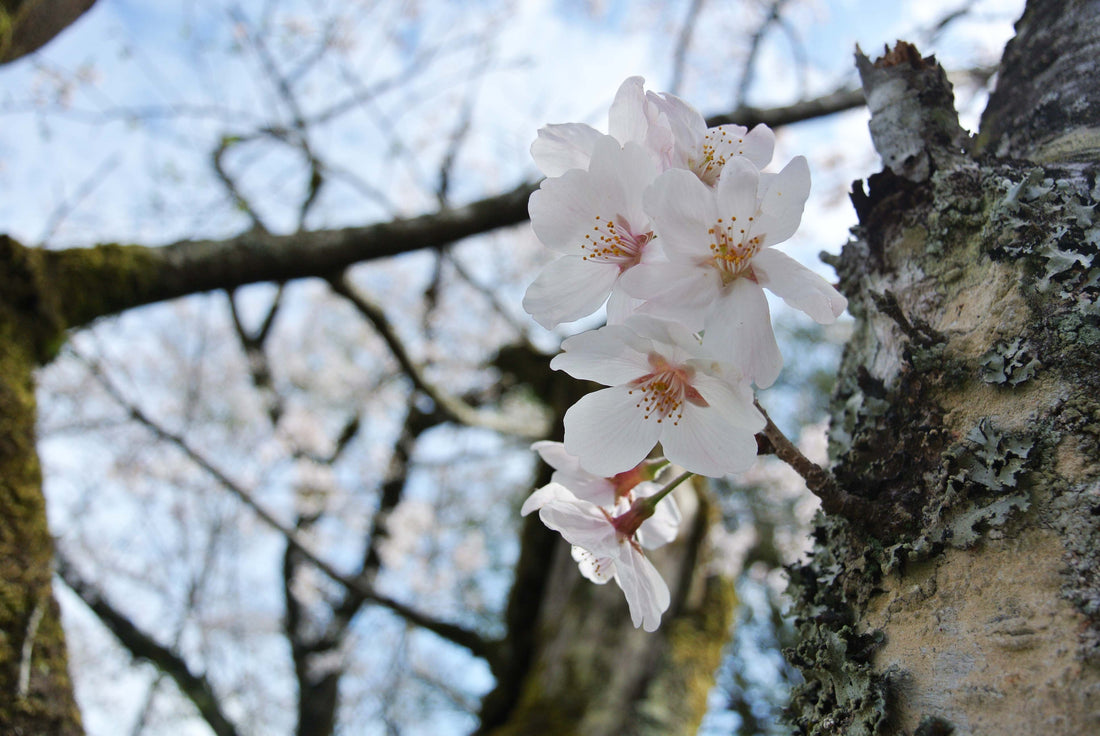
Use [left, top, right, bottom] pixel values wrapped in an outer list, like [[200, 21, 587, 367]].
[[608, 76, 649, 146], [528, 168, 603, 251], [606, 286, 642, 325], [739, 124, 776, 170], [550, 325, 650, 386], [592, 140, 658, 225], [690, 369, 765, 434], [660, 395, 761, 477], [562, 386, 663, 477], [702, 280, 783, 388], [520, 481, 578, 516], [522, 255, 620, 328], [757, 156, 811, 245], [715, 157, 762, 224], [532, 441, 617, 507], [572, 545, 615, 584], [614, 544, 671, 632], [752, 248, 847, 323], [643, 168, 717, 258], [649, 91, 706, 163], [539, 500, 620, 557], [530, 123, 604, 177], [619, 262, 718, 329]]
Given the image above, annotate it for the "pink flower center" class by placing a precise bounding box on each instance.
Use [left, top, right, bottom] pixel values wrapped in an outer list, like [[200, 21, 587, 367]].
[[603, 497, 654, 543], [627, 352, 709, 425], [581, 214, 653, 271], [707, 215, 761, 285]]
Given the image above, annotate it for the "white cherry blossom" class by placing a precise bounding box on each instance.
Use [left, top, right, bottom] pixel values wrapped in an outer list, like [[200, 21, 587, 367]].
[[530, 76, 774, 184], [531, 440, 681, 546], [520, 482, 672, 631], [550, 315, 764, 478], [641, 89, 774, 184], [523, 135, 659, 328], [622, 155, 847, 388]]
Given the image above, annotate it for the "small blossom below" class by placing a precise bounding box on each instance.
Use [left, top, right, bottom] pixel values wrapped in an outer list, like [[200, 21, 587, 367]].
[[521, 482, 673, 632]]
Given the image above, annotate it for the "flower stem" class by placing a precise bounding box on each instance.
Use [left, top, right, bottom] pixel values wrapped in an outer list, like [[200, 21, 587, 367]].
[[646, 469, 694, 508]]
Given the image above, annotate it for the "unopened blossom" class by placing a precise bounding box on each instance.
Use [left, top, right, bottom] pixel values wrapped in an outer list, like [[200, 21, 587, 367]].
[[550, 315, 764, 478], [622, 156, 846, 388], [520, 482, 671, 631], [530, 76, 774, 184], [523, 135, 659, 328], [531, 440, 680, 546]]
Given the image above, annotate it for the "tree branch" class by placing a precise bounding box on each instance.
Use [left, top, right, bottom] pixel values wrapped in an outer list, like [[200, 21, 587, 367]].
[[754, 399, 872, 521], [44, 178, 537, 331], [328, 271, 544, 438], [75, 349, 502, 665], [38, 89, 891, 333], [55, 554, 241, 736]]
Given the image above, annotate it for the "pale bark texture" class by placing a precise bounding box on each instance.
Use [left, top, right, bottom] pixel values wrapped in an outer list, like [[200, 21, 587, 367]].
[[786, 2, 1100, 734]]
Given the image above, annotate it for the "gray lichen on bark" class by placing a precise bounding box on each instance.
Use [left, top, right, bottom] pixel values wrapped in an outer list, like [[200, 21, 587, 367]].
[[787, 20, 1100, 734]]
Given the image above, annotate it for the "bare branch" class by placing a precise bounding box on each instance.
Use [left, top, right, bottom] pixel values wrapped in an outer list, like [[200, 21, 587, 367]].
[[669, 0, 706, 95], [213, 135, 269, 231], [55, 554, 242, 736], [705, 85, 866, 129], [43, 178, 536, 330], [754, 398, 871, 521], [74, 349, 501, 664], [226, 286, 285, 423], [736, 0, 791, 107], [328, 271, 544, 439]]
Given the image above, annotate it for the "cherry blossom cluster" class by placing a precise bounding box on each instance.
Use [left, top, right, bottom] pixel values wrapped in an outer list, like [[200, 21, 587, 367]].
[[520, 77, 847, 630]]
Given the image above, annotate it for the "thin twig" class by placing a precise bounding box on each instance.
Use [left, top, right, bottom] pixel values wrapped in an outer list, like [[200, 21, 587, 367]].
[[669, 0, 706, 95], [74, 349, 500, 663], [737, 0, 790, 107], [56, 553, 243, 736], [328, 271, 544, 439], [754, 399, 870, 520], [37, 153, 121, 246], [445, 250, 535, 345]]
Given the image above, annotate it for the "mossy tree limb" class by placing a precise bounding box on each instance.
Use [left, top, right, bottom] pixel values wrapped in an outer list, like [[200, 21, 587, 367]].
[[0, 235, 82, 734]]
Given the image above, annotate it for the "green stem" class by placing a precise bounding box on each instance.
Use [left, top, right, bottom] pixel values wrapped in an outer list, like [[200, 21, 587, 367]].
[[645, 470, 694, 509]]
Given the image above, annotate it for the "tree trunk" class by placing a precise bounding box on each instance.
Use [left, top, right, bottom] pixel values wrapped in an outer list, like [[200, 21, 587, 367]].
[[0, 235, 83, 734], [786, 2, 1100, 733]]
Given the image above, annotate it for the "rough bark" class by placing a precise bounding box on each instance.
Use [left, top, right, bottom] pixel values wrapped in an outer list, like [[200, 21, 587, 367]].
[[977, 0, 1100, 162], [0, 235, 82, 734], [786, 5, 1100, 734]]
